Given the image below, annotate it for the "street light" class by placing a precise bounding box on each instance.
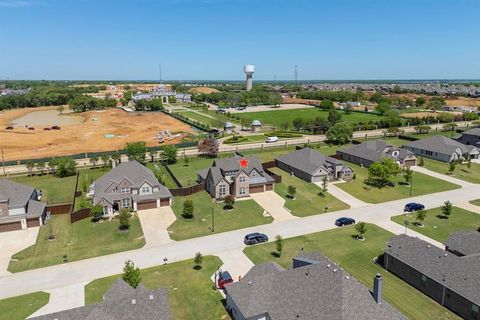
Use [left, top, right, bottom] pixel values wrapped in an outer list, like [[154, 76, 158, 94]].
[[211, 207, 215, 232], [409, 169, 414, 197]]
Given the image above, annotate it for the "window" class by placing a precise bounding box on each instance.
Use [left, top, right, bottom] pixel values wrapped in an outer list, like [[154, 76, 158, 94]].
[[121, 187, 130, 194], [121, 198, 130, 208], [239, 187, 246, 195], [239, 175, 246, 183], [251, 170, 257, 177], [421, 274, 427, 286], [472, 304, 479, 319], [141, 186, 150, 193], [219, 184, 227, 197]]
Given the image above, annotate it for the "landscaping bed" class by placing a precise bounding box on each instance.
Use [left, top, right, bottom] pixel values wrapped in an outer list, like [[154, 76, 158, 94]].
[[0, 292, 50, 320]]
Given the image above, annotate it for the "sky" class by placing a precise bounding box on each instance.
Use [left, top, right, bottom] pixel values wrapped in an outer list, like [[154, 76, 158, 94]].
[[0, 0, 479, 80]]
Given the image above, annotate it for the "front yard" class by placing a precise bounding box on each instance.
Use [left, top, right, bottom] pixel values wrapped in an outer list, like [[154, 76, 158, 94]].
[[268, 167, 349, 216], [167, 191, 273, 240], [422, 158, 480, 184], [335, 163, 460, 203], [0, 292, 50, 320], [391, 206, 480, 243], [8, 214, 145, 272], [243, 224, 459, 320], [84, 255, 229, 320]]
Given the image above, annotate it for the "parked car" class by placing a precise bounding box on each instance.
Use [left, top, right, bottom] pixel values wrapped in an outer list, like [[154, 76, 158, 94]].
[[5, 126, 13, 130], [218, 108, 227, 113], [265, 136, 279, 143], [404, 203, 425, 212], [335, 217, 356, 227], [51, 126, 61, 130], [217, 271, 234, 289], [244, 232, 268, 245]]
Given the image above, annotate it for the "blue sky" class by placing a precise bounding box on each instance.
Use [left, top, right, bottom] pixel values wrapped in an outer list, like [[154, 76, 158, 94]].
[[0, 0, 479, 80]]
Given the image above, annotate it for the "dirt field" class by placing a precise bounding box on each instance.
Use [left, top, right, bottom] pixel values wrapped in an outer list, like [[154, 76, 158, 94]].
[[188, 87, 220, 94], [400, 111, 463, 119], [0, 107, 194, 161], [445, 96, 480, 108]]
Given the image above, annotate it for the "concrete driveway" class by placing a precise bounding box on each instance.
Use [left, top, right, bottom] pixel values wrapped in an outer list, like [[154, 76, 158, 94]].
[[0, 227, 39, 276], [28, 282, 86, 318], [249, 191, 298, 222], [137, 207, 176, 247]]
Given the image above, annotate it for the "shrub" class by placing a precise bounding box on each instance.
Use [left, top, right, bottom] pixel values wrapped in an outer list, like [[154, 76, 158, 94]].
[[182, 200, 194, 219], [118, 208, 131, 230], [123, 260, 141, 288], [224, 195, 235, 210]]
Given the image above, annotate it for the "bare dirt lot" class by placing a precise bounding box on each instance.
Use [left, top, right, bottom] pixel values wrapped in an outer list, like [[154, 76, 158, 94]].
[[400, 111, 463, 119], [0, 107, 194, 161]]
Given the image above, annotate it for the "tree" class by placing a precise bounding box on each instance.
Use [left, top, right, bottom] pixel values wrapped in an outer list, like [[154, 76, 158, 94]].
[[442, 201, 453, 218], [182, 200, 194, 219], [386, 127, 401, 137], [367, 158, 401, 187], [414, 125, 431, 134], [224, 195, 235, 210], [149, 150, 157, 163], [321, 176, 328, 192], [275, 235, 283, 257], [90, 204, 104, 222], [375, 102, 391, 115], [355, 222, 367, 240], [89, 156, 99, 168], [419, 157, 425, 167], [240, 118, 250, 131], [280, 121, 290, 131], [287, 185, 296, 199], [160, 145, 177, 164], [55, 157, 76, 177], [26, 160, 35, 176], [327, 109, 342, 125], [100, 155, 110, 167], [36, 161, 46, 175], [403, 167, 412, 184], [326, 123, 353, 145], [319, 99, 334, 110], [194, 252, 203, 269], [48, 159, 57, 175], [111, 152, 121, 166], [118, 208, 131, 230], [467, 158, 472, 168], [57, 105, 65, 114], [197, 138, 219, 158], [443, 123, 457, 131], [125, 141, 147, 163], [449, 161, 456, 173], [415, 97, 426, 107], [123, 260, 141, 288], [415, 209, 427, 226], [292, 118, 304, 131]]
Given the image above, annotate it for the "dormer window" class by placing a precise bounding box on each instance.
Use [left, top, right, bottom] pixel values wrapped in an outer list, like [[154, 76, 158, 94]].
[[121, 187, 130, 194], [141, 186, 150, 193]]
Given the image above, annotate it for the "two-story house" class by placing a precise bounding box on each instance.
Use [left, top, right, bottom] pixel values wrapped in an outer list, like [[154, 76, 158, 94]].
[[92, 160, 172, 215], [0, 179, 46, 232], [197, 155, 275, 199]]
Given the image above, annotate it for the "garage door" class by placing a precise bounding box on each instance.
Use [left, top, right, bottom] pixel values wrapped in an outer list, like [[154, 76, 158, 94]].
[[249, 185, 264, 194], [160, 198, 170, 207], [404, 159, 417, 167], [27, 218, 40, 228], [0, 221, 22, 233], [137, 200, 158, 210], [265, 183, 273, 191]]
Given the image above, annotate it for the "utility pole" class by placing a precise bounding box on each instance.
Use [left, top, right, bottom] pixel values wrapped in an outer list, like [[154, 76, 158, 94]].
[[1, 148, 5, 176], [294, 65, 298, 88], [409, 170, 414, 196], [211, 207, 215, 232]]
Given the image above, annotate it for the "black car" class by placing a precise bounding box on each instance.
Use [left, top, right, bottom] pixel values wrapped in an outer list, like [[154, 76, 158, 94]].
[[335, 217, 356, 227], [244, 233, 268, 245], [404, 202, 425, 212]]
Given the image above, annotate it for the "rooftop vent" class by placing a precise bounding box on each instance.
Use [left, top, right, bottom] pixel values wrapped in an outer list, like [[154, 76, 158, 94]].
[[333, 268, 338, 273], [149, 294, 154, 300], [444, 253, 448, 257], [248, 281, 252, 285], [326, 264, 331, 268], [427, 245, 431, 248], [132, 299, 136, 305]]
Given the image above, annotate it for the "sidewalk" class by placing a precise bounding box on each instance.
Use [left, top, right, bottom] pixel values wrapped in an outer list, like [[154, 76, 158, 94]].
[[374, 220, 444, 248], [455, 202, 480, 214], [412, 166, 472, 188], [28, 282, 86, 318], [318, 181, 369, 208]]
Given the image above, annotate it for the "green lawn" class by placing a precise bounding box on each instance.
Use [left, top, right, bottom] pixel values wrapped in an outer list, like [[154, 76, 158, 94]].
[[168, 191, 272, 240], [0, 292, 50, 320], [269, 167, 349, 216], [168, 157, 216, 187], [146, 162, 178, 188], [404, 130, 461, 140], [470, 199, 480, 206], [175, 111, 221, 127], [12, 174, 76, 204], [243, 224, 459, 320], [235, 108, 386, 128], [423, 158, 480, 184], [391, 206, 480, 243], [84, 256, 229, 320], [336, 163, 460, 203], [8, 214, 145, 272]]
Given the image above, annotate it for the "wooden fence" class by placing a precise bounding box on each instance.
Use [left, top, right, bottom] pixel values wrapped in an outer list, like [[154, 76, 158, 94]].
[[170, 183, 205, 197], [163, 162, 183, 188], [264, 169, 282, 183], [46, 203, 73, 215], [70, 208, 91, 223], [262, 160, 276, 169]]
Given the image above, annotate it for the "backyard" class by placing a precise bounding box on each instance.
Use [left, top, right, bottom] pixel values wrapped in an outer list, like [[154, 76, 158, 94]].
[[335, 163, 460, 203], [391, 206, 480, 243], [167, 191, 273, 240], [12, 173, 76, 204], [8, 214, 145, 272], [84, 256, 229, 320], [0, 292, 50, 320], [243, 224, 459, 320], [422, 158, 480, 184], [268, 167, 349, 216]]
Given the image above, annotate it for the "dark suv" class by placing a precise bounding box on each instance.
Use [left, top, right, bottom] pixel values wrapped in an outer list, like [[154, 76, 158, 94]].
[[404, 203, 425, 212], [335, 217, 356, 227], [244, 233, 268, 245]]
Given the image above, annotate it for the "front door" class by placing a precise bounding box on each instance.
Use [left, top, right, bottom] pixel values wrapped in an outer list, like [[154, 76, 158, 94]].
[[112, 202, 119, 212]]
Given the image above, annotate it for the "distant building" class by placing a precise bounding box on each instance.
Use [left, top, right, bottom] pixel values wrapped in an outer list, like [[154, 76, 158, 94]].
[[132, 84, 192, 103], [251, 120, 262, 132], [402, 136, 479, 162], [442, 105, 478, 113]]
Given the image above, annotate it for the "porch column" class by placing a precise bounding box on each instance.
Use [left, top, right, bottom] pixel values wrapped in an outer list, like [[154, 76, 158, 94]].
[[156, 199, 160, 207], [133, 201, 138, 211]]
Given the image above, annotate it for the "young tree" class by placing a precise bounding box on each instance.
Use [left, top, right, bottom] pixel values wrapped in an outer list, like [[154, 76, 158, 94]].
[[415, 209, 427, 226], [327, 109, 342, 125], [367, 158, 401, 187], [287, 185, 296, 199], [123, 260, 141, 288], [89, 156, 99, 168], [449, 161, 456, 173], [55, 157, 77, 177], [321, 176, 328, 192], [48, 159, 57, 175], [125, 141, 147, 163], [118, 208, 131, 230], [374, 102, 391, 115], [194, 252, 203, 269], [418, 157, 425, 167], [36, 161, 46, 175], [224, 195, 235, 210], [182, 200, 194, 219], [149, 150, 158, 163], [101, 155, 110, 167], [442, 201, 453, 218], [57, 105, 65, 115], [414, 125, 431, 134], [160, 145, 178, 164], [467, 158, 472, 168], [111, 152, 121, 166], [280, 121, 290, 131], [90, 204, 104, 222], [197, 138, 219, 158], [275, 235, 283, 257], [443, 123, 457, 131], [326, 123, 353, 145], [403, 167, 413, 184], [183, 154, 190, 166], [355, 222, 367, 240], [26, 160, 35, 176]]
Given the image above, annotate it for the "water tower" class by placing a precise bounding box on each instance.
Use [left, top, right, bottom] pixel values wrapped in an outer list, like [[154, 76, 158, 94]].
[[244, 65, 255, 91]]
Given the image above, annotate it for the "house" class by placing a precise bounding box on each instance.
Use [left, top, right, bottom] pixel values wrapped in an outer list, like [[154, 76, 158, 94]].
[[197, 155, 275, 199], [337, 140, 417, 168], [384, 234, 480, 320], [225, 252, 405, 320], [224, 122, 234, 133], [445, 231, 480, 257], [31, 279, 172, 320], [132, 84, 192, 104], [0, 179, 46, 232], [251, 120, 262, 132], [457, 128, 480, 147], [402, 136, 479, 162], [92, 160, 172, 215], [276, 147, 353, 182]]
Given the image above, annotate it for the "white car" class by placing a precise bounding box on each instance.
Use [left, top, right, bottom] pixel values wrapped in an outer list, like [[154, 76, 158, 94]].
[[265, 136, 278, 143]]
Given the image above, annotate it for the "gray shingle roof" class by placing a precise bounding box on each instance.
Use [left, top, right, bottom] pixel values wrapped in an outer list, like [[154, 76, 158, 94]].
[[276, 148, 342, 175], [27, 199, 47, 218], [444, 231, 480, 256], [462, 128, 480, 136], [402, 136, 473, 155], [340, 140, 414, 163], [226, 252, 405, 320], [386, 234, 480, 305], [0, 179, 35, 208]]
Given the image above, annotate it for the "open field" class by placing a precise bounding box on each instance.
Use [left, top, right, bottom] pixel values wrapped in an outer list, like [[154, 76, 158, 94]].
[[392, 206, 480, 243], [168, 191, 272, 240], [8, 214, 145, 272], [243, 224, 459, 320], [336, 163, 460, 203], [85, 256, 229, 319], [423, 158, 480, 184], [174, 110, 221, 127], [0, 107, 193, 161], [0, 291, 50, 320]]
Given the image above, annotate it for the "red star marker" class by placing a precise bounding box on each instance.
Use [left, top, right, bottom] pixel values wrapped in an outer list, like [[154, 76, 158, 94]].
[[239, 158, 249, 168]]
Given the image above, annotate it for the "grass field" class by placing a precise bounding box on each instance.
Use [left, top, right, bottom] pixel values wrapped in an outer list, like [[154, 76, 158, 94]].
[[8, 214, 145, 272], [84, 256, 229, 320], [470, 199, 480, 206], [336, 163, 460, 203], [175, 111, 222, 127], [167, 156, 216, 187], [422, 158, 480, 184], [243, 224, 459, 320], [146, 162, 178, 188], [391, 206, 480, 243], [0, 292, 50, 320], [269, 167, 349, 216], [12, 174, 76, 204], [168, 191, 273, 240]]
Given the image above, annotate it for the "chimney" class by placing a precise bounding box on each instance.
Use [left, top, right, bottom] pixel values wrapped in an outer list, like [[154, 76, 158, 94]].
[[373, 274, 383, 304]]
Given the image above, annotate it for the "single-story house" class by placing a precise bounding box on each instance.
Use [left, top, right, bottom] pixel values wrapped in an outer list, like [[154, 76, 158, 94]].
[[337, 140, 417, 168], [384, 234, 480, 320], [402, 136, 479, 162], [276, 147, 353, 182], [457, 128, 480, 147], [225, 252, 405, 320], [93, 160, 172, 215], [32, 279, 172, 320], [198, 155, 275, 199], [0, 179, 46, 232]]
